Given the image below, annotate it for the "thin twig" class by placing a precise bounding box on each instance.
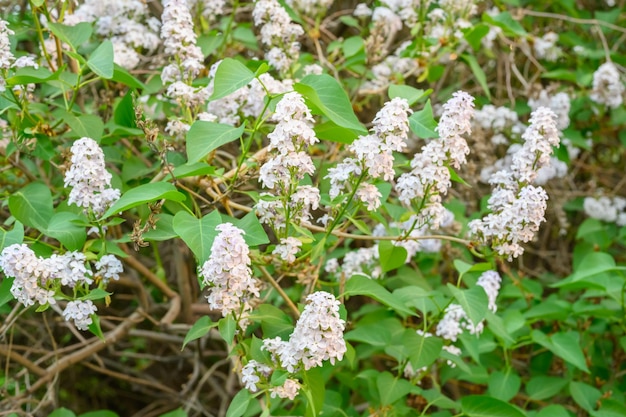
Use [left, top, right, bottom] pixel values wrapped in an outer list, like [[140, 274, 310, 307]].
[[258, 266, 301, 318]]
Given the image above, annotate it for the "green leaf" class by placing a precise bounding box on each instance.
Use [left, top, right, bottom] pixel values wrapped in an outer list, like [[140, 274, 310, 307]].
[[531, 330, 590, 373], [102, 182, 186, 219], [223, 211, 269, 247], [378, 240, 407, 273], [5, 66, 57, 85], [305, 367, 325, 417], [81, 288, 112, 301], [171, 162, 216, 179], [377, 372, 414, 405], [251, 304, 293, 339], [464, 24, 490, 51], [388, 85, 430, 106], [403, 329, 443, 369], [0, 277, 15, 308], [343, 275, 416, 318], [219, 315, 236, 344], [8, 182, 54, 231], [210, 58, 255, 101], [535, 405, 570, 417], [569, 381, 601, 413], [88, 314, 105, 341], [461, 395, 526, 417], [314, 121, 360, 144], [49, 408, 77, 417], [295, 74, 367, 135], [48, 22, 93, 49], [186, 121, 245, 164], [484, 11, 527, 37], [111, 65, 146, 89], [345, 318, 401, 347], [46, 212, 87, 251], [409, 100, 438, 138], [182, 316, 217, 350], [526, 376, 568, 400], [460, 54, 491, 100], [488, 370, 521, 401], [114, 92, 136, 128], [0, 221, 24, 251], [552, 252, 626, 290], [172, 211, 221, 263], [484, 311, 515, 347], [447, 283, 489, 328], [87, 40, 114, 79], [61, 111, 105, 141], [226, 389, 251, 417]]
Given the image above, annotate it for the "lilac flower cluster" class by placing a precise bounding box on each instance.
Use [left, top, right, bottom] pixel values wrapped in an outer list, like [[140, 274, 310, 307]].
[[0, 19, 15, 92], [253, 0, 304, 73], [469, 107, 560, 260], [64, 137, 121, 217], [396, 91, 474, 228], [200, 223, 261, 327], [256, 92, 320, 234], [590, 62, 624, 109], [0, 244, 123, 330], [327, 97, 412, 212]]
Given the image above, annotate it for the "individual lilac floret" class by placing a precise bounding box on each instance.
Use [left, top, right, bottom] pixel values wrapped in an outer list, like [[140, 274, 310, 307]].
[[590, 62, 624, 109], [0, 244, 56, 307], [262, 291, 346, 373], [64, 137, 121, 217], [200, 223, 261, 325], [62, 299, 97, 331]]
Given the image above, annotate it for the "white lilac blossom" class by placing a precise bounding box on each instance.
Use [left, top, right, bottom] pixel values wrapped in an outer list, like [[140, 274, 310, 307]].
[[396, 91, 474, 228], [473, 104, 524, 144], [253, 0, 304, 73], [469, 107, 560, 260], [95, 254, 124, 285], [0, 19, 15, 92], [200, 223, 261, 323], [64, 0, 160, 70], [435, 270, 502, 342], [583, 196, 626, 226], [353, 3, 372, 18], [533, 32, 561, 62], [262, 291, 346, 373], [46, 252, 93, 287], [160, 0, 204, 81], [241, 360, 272, 392], [590, 62, 624, 109], [528, 91, 571, 131], [0, 244, 56, 307], [327, 98, 411, 209], [63, 300, 97, 331], [64, 137, 121, 216], [273, 237, 302, 263], [191, 0, 228, 22]]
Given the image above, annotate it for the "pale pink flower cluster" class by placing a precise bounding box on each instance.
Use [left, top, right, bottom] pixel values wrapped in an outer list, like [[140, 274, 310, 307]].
[[590, 62, 624, 109], [273, 237, 302, 263], [257, 93, 321, 232], [160, 0, 204, 82], [262, 291, 346, 373], [396, 91, 474, 228], [469, 107, 560, 260], [0, 244, 122, 330], [435, 270, 502, 342], [240, 360, 300, 400], [64, 138, 121, 216], [253, 0, 304, 73], [62, 300, 98, 331], [200, 223, 261, 324], [327, 98, 411, 211]]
